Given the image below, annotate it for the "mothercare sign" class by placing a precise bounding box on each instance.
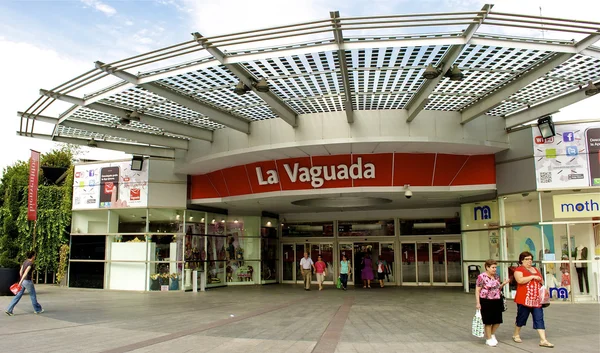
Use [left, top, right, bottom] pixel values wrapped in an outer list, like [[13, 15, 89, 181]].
[[553, 193, 600, 218]]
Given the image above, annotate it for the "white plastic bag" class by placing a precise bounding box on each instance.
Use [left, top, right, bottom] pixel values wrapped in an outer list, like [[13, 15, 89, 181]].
[[472, 310, 484, 338]]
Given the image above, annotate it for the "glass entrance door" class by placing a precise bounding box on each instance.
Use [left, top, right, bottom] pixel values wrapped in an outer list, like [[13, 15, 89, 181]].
[[282, 244, 295, 282], [401, 239, 462, 285], [417, 242, 431, 284], [339, 243, 354, 285], [401, 243, 416, 283]]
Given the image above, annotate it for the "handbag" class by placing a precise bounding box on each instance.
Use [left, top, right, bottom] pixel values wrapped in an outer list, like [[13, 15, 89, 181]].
[[500, 293, 507, 312], [336, 277, 342, 289], [472, 310, 484, 338], [540, 285, 551, 308], [10, 283, 22, 295]]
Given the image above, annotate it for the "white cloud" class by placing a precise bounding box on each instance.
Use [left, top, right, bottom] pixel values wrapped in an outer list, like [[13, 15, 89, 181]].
[[0, 39, 127, 176], [81, 0, 117, 17]]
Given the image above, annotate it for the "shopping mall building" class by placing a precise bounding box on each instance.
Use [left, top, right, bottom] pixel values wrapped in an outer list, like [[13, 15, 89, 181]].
[[17, 5, 600, 303]]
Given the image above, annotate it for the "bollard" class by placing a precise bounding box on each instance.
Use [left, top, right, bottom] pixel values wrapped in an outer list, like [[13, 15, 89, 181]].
[[200, 271, 206, 292], [192, 270, 198, 293]]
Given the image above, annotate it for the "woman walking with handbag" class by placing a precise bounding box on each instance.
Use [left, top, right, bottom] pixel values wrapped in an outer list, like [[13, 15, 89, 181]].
[[475, 259, 510, 347], [5, 251, 43, 316], [512, 251, 554, 348]]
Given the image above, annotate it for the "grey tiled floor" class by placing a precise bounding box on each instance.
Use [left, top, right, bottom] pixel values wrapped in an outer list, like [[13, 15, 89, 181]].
[[1, 285, 598, 353]]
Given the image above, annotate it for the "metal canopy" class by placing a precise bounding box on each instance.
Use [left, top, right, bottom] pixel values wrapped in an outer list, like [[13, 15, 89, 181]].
[[17, 4, 600, 156]]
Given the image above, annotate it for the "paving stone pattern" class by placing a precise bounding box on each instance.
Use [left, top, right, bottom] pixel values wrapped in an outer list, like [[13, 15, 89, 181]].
[[0, 285, 598, 353]]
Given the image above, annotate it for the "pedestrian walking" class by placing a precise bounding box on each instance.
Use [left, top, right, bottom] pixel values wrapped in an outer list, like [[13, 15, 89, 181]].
[[475, 259, 509, 347], [315, 255, 327, 290], [299, 252, 315, 291], [512, 251, 554, 348], [339, 255, 351, 291], [361, 253, 374, 288], [376, 258, 388, 288], [5, 251, 44, 316]]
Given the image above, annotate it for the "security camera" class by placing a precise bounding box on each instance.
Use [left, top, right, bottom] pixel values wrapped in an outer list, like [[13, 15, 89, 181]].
[[404, 184, 412, 199]]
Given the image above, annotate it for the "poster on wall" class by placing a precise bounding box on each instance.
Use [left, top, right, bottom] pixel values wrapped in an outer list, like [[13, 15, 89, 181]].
[[533, 122, 600, 189], [72, 160, 149, 210]]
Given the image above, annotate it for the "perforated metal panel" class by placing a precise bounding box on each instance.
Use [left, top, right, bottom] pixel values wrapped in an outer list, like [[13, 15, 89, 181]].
[[56, 125, 132, 143], [102, 86, 224, 130], [19, 9, 600, 150]]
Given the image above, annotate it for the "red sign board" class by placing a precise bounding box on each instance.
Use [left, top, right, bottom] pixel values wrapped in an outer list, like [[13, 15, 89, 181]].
[[190, 153, 496, 200], [27, 150, 40, 221]]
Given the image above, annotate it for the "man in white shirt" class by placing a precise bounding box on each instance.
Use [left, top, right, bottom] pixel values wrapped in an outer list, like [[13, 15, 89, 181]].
[[299, 252, 315, 291]]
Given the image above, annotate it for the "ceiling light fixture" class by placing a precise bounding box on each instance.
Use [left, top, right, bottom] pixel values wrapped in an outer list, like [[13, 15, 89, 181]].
[[537, 115, 556, 139], [584, 81, 599, 96], [234, 80, 250, 95], [254, 78, 270, 92], [445, 65, 464, 81], [422, 64, 441, 79]]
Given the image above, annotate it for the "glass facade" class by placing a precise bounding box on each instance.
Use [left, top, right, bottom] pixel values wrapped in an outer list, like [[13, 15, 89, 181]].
[[68, 209, 280, 291], [461, 191, 600, 303]]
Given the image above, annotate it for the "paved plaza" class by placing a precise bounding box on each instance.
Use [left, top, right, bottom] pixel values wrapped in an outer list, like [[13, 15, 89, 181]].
[[1, 285, 598, 353]]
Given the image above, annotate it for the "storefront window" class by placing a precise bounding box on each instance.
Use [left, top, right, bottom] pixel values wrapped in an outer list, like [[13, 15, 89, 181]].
[[111, 208, 147, 233], [282, 222, 333, 237], [503, 192, 541, 225], [338, 220, 394, 237], [72, 210, 108, 234], [69, 235, 106, 288], [461, 200, 498, 230], [148, 209, 184, 233]]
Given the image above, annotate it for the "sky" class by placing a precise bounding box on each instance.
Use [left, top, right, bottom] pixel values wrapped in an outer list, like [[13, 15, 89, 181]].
[[1, 0, 599, 176]]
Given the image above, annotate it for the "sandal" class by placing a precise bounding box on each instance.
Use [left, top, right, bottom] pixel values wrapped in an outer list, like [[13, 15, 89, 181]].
[[539, 340, 554, 348], [512, 336, 522, 343]]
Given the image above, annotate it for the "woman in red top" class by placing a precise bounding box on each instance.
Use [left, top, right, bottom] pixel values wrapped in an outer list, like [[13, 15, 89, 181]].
[[315, 255, 327, 291], [512, 251, 554, 348]]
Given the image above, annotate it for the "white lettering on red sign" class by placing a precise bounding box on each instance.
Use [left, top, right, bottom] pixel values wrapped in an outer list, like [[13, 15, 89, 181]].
[[534, 136, 554, 144], [256, 157, 375, 188]]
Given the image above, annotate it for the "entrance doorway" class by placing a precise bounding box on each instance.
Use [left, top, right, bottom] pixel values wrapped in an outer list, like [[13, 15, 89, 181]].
[[353, 242, 395, 287], [401, 239, 461, 286], [281, 242, 334, 284]]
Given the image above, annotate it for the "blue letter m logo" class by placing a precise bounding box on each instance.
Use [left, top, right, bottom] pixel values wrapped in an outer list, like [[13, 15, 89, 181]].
[[474, 206, 492, 221]]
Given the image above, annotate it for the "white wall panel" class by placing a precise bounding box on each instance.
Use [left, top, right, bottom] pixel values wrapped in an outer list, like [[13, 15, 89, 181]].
[[177, 110, 510, 174], [321, 112, 350, 140], [270, 118, 296, 145], [380, 110, 410, 137], [350, 111, 381, 138], [408, 111, 437, 138]]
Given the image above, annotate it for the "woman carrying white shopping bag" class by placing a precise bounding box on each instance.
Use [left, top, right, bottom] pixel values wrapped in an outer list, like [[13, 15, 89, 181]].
[[475, 259, 510, 347]]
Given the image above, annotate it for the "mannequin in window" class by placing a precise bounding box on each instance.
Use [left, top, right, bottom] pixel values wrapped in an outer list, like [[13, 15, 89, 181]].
[[573, 245, 589, 293]]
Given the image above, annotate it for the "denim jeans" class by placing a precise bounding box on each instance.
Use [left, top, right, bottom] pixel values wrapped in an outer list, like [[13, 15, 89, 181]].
[[340, 273, 348, 289], [6, 280, 42, 314], [515, 304, 545, 330]]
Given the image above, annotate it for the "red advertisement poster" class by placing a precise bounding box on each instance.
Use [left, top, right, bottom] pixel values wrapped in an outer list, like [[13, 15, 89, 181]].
[[27, 150, 40, 221]]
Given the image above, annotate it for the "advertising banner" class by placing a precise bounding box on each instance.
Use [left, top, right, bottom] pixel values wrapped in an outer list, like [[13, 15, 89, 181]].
[[533, 122, 600, 189], [27, 150, 40, 221], [72, 160, 148, 210]]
